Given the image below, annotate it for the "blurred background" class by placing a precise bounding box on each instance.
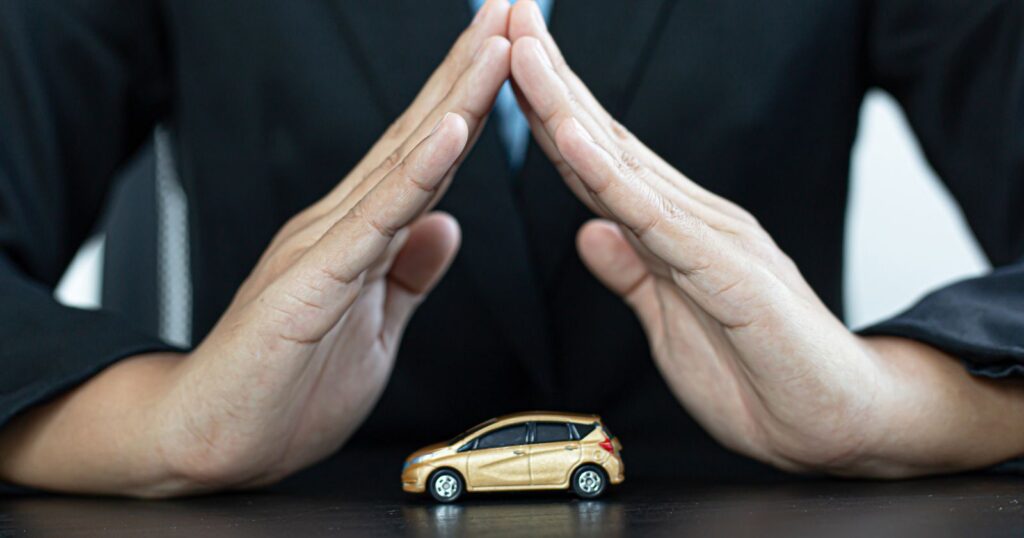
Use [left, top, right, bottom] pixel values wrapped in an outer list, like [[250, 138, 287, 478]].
[[53, 89, 991, 339]]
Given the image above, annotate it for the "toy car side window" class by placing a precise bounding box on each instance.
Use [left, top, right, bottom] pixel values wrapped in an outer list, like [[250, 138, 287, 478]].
[[475, 424, 528, 450], [533, 422, 571, 444], [573, 422, 598, 439]]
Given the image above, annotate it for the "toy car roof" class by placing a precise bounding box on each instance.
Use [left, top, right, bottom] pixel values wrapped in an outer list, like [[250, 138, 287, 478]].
[[488, 411, 602, 425]]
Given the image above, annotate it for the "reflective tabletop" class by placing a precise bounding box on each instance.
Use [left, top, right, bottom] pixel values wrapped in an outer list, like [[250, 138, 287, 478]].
[[2, 449, 1022, 537]]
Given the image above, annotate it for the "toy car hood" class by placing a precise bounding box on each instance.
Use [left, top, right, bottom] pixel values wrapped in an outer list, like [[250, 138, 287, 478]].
[[404, 441, 450, 462]]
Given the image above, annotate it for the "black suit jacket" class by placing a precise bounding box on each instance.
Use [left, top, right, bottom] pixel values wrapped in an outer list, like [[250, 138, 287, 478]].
[[1, 0, 1022, 479]]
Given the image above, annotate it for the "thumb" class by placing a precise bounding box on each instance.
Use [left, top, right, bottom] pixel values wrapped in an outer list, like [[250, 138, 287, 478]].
[[382, 212, 461, 342], [577, 219, 661, 328]]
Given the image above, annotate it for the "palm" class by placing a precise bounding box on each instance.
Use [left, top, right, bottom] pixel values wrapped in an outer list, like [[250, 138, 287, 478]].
[[637, 268, 872, 469], [287, 275, 398, 470]]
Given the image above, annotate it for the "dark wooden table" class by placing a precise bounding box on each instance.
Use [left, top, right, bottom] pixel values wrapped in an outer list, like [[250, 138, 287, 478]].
[[3, 469, 1022, 537]]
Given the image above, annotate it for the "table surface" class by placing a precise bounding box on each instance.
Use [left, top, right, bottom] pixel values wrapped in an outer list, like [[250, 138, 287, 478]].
[[2, 468, 1022, 538]]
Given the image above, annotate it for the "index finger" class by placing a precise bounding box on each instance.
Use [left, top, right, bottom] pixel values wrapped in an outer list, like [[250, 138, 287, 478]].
[[262, 113, 469, 345]]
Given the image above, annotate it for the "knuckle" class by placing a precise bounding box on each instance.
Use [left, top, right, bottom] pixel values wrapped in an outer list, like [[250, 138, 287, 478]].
[[617, 150, 644, 177], [452, 100, 481, 124], [630, 208, 661, 239], [265, 248, 304, 279], [379, 148, 403, 172], [565, 89, 583, 114], [544, 97, 582, 130], [317, 262, 352, 286], [401, 165, 440, 194], [353, 203, 398, 239], [664, 200, 704, 233], [633, 217, 658, 239], [610, 120, 633, 142], [540, 104, 565, 128], [659, 196, 686, 223], [673, 250, 715, 279]]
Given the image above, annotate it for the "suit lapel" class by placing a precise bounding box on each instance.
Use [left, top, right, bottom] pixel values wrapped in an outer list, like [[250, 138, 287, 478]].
[[333, 1, 557, 399], [519, 0, 675, 289]]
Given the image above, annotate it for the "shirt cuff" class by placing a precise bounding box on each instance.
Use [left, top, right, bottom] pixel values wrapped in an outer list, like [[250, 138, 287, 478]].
[[857, 261, 1024, 379]]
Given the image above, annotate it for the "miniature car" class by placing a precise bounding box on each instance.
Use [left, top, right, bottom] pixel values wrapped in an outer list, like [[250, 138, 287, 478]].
[[401, 411, 624, 502]]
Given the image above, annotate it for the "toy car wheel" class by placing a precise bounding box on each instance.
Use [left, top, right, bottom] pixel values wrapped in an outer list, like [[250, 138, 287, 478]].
[[571, 465, 607, 499], [428, 469, 464, 503]]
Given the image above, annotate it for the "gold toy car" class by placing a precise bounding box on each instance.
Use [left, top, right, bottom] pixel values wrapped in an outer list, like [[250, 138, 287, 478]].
[[402, 411, 624, 502]]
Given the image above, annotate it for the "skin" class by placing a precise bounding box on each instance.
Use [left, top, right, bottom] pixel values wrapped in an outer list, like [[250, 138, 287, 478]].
[[506, 0, 1024, 477], [1, 0, 1022, 498]]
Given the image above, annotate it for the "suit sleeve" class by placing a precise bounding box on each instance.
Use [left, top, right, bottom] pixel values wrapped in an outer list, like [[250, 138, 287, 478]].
[[861, 0, 1024, 378], [0, 0, 178, 429]]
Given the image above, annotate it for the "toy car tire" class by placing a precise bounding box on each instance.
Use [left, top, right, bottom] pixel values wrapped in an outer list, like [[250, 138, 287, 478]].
[[571, 465, 608, 499], [428, 469, 464, 503]]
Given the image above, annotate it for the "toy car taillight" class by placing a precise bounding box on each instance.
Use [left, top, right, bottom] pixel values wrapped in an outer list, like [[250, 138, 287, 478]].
[[599, 438, 614, 453]]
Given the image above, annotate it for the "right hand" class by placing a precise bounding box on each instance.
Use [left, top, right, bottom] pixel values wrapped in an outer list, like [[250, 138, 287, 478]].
[[0, 0, 512, 497]]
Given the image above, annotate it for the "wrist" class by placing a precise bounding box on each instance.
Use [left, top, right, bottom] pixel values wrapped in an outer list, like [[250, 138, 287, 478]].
[[152, 343, 295, 495], [0, 351, 189, 497], [827, 336, 1024, 478]]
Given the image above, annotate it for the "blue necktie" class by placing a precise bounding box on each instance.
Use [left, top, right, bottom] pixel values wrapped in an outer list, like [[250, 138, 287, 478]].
[[468, 0, 553, 173]]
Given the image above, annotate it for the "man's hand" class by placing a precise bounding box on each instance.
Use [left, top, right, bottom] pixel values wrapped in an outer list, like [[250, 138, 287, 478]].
[[0, 0, 512, 497], [508, 0, 1024, 477]]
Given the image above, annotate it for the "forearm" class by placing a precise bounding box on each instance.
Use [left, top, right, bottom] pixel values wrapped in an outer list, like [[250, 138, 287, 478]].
[[0, 352, 194, 498], [843, 337, 1024, 478]]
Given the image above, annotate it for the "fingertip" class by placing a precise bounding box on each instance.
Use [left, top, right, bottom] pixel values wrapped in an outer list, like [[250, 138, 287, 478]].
[[507, 1, 530, 41], [439, 111, 470, 148], [490, 0, 512, 17], [577, 218, 620, 256], [577, 219, 649, 299], [508, 0, 545, 41], [509, 37, 530, 77], [424, 211, 462, 252], [417, 112, 469, 178], [479, 34, 512, 65], [473, 0, 511, 35], [390, 212, 462, 296], [493, 0, 512, 21], [513, 36, 548, 65], [510, 36, 549, 90], [482, 33, 512, 48]]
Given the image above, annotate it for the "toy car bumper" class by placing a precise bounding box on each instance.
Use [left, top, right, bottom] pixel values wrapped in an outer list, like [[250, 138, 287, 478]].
[[401, 463, 430, 493]]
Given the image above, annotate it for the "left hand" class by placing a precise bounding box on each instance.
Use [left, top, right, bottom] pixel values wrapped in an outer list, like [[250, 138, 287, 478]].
[[507, 1, 1024, 477]]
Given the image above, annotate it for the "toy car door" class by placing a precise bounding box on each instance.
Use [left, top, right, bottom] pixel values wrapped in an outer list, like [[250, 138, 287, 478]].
[[465, 423, 530, 488], [528, 422, 581, 486]]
